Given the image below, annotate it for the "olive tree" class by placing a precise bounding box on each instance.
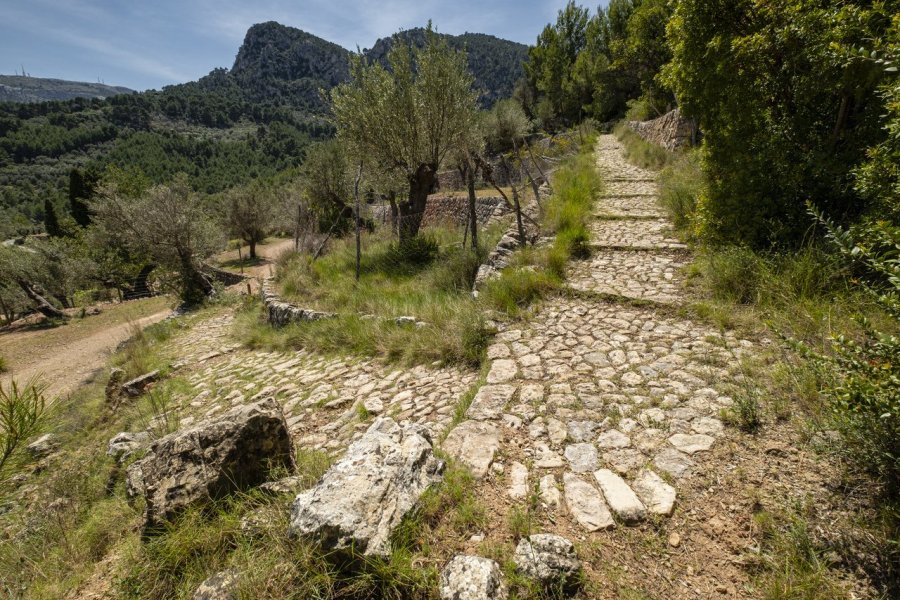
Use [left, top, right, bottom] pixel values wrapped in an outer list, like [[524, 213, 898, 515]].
[[91, 174, 223, 305], [224, 180, 278, 259], [330, 25, 479, 242]]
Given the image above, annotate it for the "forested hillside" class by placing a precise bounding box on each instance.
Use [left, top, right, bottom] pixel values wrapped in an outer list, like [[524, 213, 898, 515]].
[[0, 21, 527, 238]]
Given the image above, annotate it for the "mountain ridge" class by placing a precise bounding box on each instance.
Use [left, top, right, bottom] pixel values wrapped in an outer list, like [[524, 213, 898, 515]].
[[0, 75, 134, 104]]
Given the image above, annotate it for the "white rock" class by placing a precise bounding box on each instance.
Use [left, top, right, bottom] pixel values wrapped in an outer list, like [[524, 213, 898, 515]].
[[632, 469, 676, 516], [539, 475, 561, 508], [443, 421, 501, 478], [440, 555, 508, 600], [691, 417, 724, 436], [668, 433, 715, 455], [563, 472, 614, 531], [564, 443, 599, 473], [289, 418, 442, 558], [596, 429, 631, 449], [467, 385, 516, 420], [546, 418, 568, 445], [486, 359, 517, 384], [593, 469, 646, 523], [508, 462, 529, 500], [514, 534, 581, 585], [653, 448, 695, 479]]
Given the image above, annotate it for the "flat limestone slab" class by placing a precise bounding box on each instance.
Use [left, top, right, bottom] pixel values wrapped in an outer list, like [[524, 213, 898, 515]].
[[563, 472, 614, 531], [593, 468, 647, 523], [443, 420, 502, 478], [467, 384, 516, 420], [632, 469, 677, 516]]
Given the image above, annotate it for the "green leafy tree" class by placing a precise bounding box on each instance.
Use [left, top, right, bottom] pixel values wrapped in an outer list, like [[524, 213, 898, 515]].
[[298, 139, 354, 233], [91, 174, 223, 305], [330, 24, 479, 241], [664, 0, 896, 247], [224, 181, 278, 259]]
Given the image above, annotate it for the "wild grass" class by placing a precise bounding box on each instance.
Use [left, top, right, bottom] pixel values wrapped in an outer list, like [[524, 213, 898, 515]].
[[613, 122, 674, 171], [0, 354, 7, 372], [751, 507, 848, 600], [245, 224, 501, 368]]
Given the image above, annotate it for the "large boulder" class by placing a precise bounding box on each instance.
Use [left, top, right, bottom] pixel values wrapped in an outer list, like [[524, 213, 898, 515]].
[[126, 398, 294, 531], [440, 555, 508, 600], [288, 417, 443, 558]]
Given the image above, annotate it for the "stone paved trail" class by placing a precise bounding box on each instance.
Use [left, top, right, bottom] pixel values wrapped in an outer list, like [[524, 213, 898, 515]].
[[158, 314, 477, 455], [448, 135, 759, 531]]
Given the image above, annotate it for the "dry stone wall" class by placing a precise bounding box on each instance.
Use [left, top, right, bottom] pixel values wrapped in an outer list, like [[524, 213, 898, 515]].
[[626, 109, 698, 152]]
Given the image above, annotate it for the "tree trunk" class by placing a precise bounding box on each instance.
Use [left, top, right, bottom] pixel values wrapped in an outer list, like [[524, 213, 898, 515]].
[[178, 252, 213, 305], [16, 279, 66, 320], [294, 204, 302, 251], [0, 293, 14, 325], [501, 156, 527, 248], [52, 294, 72, 309], [248, 239, 257, 260], [398, 164, 436, 242], [466, 161, 478, 250]]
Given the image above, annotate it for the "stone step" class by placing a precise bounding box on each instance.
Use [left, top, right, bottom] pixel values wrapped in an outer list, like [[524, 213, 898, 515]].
[[566, 249, 688, 305], [589, 218, 687, 250]]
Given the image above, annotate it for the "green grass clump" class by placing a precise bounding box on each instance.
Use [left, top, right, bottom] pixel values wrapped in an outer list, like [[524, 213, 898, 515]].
[[0, 355, 7, 373], [482, 128, 602, 316], [752, 508, 847, 600]]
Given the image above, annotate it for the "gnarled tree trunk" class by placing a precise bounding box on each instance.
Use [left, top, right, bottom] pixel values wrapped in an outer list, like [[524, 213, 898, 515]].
[[398, 164, 437, 242], [16, 279, 66, 320]]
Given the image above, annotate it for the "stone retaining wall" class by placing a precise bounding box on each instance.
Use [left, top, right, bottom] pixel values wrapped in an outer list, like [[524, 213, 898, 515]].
[[259, 279, 336, 327], [626, 109, 698, 152]]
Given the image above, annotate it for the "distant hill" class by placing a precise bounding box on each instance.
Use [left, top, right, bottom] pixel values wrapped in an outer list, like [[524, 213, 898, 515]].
[[231, 21, 528, 110], [0, 21, 529, 237], [0, 75, 134, 103], [364, 28, 528, 107]]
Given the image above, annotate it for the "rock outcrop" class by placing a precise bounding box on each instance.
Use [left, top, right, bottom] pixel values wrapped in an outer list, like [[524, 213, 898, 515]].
[[440, 555, 508, 600], [288, 417, 443, 558], [126, 398, 294, 530], [192, 569, 239, 600]]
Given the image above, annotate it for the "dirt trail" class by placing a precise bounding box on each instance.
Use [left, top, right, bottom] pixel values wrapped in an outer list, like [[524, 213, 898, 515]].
[[0, 307, 170, 399], [217, 238, 296, 293]]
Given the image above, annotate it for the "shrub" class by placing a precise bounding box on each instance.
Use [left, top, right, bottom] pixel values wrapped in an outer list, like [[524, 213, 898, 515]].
[[383, 234, 440, 270], [0, 355, 6, 373], [805, 212, 900, 495], [658, 152, 703, 233]]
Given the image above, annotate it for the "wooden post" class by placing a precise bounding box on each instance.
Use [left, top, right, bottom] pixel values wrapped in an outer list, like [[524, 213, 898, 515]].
[[238, 246, 244, 275], [295, 203, 301, 251]]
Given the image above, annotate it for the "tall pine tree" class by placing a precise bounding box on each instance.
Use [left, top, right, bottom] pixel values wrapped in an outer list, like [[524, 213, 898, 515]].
[[68, 168, 93, 227], [44, 198, 62, 237]]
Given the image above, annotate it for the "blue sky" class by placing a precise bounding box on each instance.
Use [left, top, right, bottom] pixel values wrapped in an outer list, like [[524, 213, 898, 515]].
[[0, 0, 582, 91]]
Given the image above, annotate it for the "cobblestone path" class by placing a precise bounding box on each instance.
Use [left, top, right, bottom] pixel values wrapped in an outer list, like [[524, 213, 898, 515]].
[[448, 135, 759, 530], [159, 315, 477, 455]]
